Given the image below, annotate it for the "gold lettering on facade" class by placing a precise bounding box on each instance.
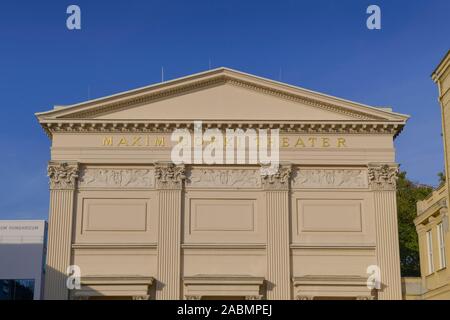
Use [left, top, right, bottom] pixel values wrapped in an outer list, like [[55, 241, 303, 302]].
[[337, 138, 346, 148], [295, 138, 306, 148], [103, 137, 113, 146], [132, 136, 142, 146], [308, 137, 317, 147], [155, 137, 165, 147], [118, 137, 128, 146], [100, 136, 350, 148]]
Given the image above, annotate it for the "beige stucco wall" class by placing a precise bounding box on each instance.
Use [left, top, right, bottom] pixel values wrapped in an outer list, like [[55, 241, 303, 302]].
[[37, 68, 406, 300]]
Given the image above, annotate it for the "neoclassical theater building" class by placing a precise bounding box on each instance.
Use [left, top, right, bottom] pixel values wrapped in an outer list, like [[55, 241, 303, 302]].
[[37, 68, 408, 300]]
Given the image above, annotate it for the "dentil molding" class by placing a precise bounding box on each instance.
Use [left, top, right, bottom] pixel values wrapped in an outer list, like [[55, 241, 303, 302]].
[[41, 121, 404, 137]]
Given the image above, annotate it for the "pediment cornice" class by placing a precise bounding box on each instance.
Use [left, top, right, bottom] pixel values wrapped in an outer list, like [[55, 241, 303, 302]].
[[36, 67, 409, 138], [36, 68, 408, 121], [45, 74, 379, 120]]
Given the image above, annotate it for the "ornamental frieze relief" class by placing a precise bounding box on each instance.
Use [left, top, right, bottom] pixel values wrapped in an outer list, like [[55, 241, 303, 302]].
[[78, 168, 155, 188], [291, 169, 368, 189], [186, 168, 262, 188]]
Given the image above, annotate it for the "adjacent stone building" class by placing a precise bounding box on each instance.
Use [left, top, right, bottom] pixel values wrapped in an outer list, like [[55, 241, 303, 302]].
[[410, 50, 450, 300], [414, 183, 449, 299]]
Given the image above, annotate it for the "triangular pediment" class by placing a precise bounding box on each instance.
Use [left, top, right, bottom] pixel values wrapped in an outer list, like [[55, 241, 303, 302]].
[[36, 67, 408, 123], [94, 83, 362, 121]]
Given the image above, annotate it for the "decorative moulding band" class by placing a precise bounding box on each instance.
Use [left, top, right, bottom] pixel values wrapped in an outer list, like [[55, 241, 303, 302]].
[[47, 76, 384, 121], [291, 168, 369, 189], [78, 167, 155, 189], [289, 244, 376, 249], [183, 275, 265, 285], [40, 121, 405, 138], [292, 275, 368, 286], [80, 276, 155, 285], [181, 243, 267, 249], [72, 243, 158, 249], [75, 165, 378, 190]]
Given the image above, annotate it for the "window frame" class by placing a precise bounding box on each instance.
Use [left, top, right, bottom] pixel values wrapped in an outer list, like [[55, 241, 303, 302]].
[[426, 230, 434, 274], [437, 222, 447, 269]]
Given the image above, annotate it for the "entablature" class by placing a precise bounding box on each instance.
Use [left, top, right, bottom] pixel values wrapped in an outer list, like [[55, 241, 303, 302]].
[[39, 120, 405, 139]]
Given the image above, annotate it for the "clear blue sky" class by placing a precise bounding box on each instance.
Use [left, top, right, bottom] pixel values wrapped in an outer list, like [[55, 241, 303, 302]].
[[0, 0, 449, 220]]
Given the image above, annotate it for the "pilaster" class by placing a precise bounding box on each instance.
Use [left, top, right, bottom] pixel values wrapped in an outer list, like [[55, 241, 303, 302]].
[[369, 163, 402, 300], [155, 163, 186, 300], [44, 161, 79, 300], [262, 165, 292, 300]]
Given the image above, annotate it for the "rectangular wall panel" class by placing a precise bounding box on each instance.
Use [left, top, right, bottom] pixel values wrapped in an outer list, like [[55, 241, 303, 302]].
[[300, 200, 362, 232], [83, 199, 148, 232], [184, 192, 266, 244], [74, 190, 157, 244], [191, 199, 255, 232], [291, 191, 375, 245]]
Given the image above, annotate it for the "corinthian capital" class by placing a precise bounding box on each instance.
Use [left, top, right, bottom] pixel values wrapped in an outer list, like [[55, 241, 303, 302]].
[[47, 162, 79, 190], [155, 162, 186, 189], [261, 164, 292, 191], [368, 164, 399, 191]]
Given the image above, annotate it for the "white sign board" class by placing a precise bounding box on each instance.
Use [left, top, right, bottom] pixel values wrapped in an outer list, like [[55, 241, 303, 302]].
[[0, 220, 46, 244]]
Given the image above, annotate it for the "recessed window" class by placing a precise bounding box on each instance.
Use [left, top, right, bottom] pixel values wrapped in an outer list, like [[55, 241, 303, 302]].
[[426, 230, 434, 274], [0, 280, 34, 300], [437, 223, 447, 269]]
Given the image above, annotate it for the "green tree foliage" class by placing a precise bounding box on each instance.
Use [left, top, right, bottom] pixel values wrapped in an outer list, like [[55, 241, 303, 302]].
[[397, 171, 433, 276], [438, 171, 446, 185]]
